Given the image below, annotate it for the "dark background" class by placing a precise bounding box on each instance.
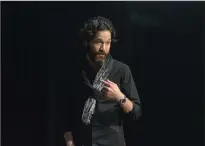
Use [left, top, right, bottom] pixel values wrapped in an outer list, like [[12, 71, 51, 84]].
[[2, 2, 204, 146]]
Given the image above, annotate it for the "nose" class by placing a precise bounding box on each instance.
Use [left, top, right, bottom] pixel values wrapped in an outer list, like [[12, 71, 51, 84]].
[[99, 43, 106, 51]]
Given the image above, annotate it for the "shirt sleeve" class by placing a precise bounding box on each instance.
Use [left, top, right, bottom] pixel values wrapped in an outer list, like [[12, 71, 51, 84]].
[[120, 65, 141, 121]]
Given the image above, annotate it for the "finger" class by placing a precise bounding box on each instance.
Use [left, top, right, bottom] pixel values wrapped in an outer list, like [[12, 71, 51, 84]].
[[101, 80, 111, 87], [101, 87, 109, 96], [101, 86, 110, 95], [107, 79, 115, 85], [102, 86, 110, 91], [101, 80, 108, 84]]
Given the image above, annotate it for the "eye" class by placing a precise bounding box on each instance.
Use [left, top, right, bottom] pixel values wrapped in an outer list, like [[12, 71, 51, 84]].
[[93, 40, 102, 44]]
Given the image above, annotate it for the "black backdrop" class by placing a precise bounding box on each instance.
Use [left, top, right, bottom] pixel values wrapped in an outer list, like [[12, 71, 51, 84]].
[[2, 2, 204, 146]]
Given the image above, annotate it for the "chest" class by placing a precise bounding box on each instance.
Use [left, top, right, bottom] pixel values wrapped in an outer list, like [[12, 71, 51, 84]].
[[79, 64, 124, 109]]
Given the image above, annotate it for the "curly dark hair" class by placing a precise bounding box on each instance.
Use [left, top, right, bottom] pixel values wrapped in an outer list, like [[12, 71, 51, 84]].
[[80, 16, 118, 44]]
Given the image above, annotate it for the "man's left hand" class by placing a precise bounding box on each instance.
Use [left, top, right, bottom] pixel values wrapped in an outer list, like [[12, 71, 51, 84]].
[[101, 79, 124, 101]]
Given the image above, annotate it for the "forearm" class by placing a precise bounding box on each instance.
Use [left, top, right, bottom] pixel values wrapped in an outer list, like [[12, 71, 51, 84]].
[[118, 95, 134, 113], [117, 93, 141, 120], [64, 131, 74, 141], [64, 131, 75, 146]]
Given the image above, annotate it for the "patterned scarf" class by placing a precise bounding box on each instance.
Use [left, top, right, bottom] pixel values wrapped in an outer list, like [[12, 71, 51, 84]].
[[81, 54, 113, 125]]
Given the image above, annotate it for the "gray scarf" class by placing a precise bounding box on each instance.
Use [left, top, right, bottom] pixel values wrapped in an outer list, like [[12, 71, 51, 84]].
[[81, 54, 113, 125]]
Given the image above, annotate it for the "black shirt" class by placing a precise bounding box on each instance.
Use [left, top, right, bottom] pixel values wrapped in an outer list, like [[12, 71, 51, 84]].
[[68, 58, 141, 146]]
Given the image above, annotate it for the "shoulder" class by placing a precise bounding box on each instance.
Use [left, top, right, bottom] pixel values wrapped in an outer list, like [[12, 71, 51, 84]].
[[112, 59, 134, 84], [112, 59, 130, 72]]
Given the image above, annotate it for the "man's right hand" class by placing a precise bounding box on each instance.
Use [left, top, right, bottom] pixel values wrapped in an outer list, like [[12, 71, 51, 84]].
[[64, 131, 75, 146], [66, 140, 75, 146]]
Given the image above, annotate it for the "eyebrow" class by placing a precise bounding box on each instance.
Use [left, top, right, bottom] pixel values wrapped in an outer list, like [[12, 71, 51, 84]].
[[94, 38, 111, 41]]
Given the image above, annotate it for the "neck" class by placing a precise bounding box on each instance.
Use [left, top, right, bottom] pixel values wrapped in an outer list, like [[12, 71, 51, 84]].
[[86, 54, 103, 72]]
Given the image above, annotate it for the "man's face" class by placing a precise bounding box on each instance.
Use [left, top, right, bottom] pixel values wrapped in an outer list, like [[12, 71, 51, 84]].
[[88, 30, 111, 64]]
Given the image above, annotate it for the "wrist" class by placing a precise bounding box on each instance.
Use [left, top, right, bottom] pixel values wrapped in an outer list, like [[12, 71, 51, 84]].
[[116, 93, 125, 102]]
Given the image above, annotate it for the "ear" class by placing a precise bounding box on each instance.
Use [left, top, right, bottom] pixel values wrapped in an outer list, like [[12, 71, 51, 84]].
[[82, 39, 88, 48], [84, 41, 88, 47]]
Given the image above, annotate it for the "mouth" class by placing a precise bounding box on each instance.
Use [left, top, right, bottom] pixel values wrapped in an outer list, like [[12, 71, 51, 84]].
[[99, 54, 105, 57], [96, 54, 105, 57]]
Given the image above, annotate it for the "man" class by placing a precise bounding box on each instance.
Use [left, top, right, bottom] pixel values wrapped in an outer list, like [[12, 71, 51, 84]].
[[64, 16, 141, 146]]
